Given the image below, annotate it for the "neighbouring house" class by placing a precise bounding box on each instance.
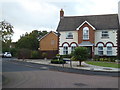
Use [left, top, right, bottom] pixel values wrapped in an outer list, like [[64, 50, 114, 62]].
[[38, 31, 59, 58], [118, 1, 120, 58], [57, 9, 119, 58]]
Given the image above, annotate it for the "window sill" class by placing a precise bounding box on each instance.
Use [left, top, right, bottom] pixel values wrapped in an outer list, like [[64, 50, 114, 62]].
[[101, 37, 109, 39], [83, 39, 89, 40], [66, 38, 73, 39]]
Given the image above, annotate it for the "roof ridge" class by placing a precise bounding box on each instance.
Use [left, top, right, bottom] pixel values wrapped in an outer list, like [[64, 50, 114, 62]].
[[64, 14, 118, 18]]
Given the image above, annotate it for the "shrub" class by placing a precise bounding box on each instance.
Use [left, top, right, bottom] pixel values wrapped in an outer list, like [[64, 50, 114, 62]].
[[71, 56, 78, 61], [42, 53, 47, 58], [52, 57, 58, 60], [51, 59, 66, 64], [93, 55, 99, 61], [60, 54, 72, 58], [72, 47, 89, 66], [17, 48, 31, 59], [31, 50, 40, 59]]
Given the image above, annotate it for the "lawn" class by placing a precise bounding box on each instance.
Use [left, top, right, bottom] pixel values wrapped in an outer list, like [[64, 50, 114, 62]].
[[85, 61, 120, 68]]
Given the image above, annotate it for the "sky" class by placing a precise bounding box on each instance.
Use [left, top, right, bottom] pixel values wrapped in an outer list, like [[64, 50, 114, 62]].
[[0, 0, 120, 42]]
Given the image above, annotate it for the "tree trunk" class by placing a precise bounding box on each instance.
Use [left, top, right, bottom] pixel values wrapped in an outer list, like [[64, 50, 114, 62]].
[[79, 60, 81, 66]]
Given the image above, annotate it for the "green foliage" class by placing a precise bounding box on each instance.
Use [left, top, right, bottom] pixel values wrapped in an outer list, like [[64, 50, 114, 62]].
[[51, 59, 66, 64], [17, 48, 31, 59], [60, 54, 72, 58], [72, 47, 89, 66], [56, 54, 60, 56], [9, 48, 18, 57], [0, 20, 14, 42], [31, 50, 40, 59], [93, 56, 117, 62], [42, 52, 47, 58], [16, 30, 48, 50], [85, 61, 120, 68], [71, 56, 78, 61]]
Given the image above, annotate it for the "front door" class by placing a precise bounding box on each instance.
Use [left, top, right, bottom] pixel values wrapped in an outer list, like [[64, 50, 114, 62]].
[[86, 46, 92, 58]]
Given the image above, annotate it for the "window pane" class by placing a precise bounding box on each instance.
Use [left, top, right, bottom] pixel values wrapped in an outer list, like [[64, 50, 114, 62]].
[[98, 46, 103, 55], [107, 47, 112, 50], [102, 31, 109, 38], [66, 32, 73, 38], [71, 46, 76, 52], [107, 51, 112, 55], [98, 51, 103, 55], [98, 46, 103, 50], [107, 46, 112, 55], [63, 46, 68, 55], [83, 27, 89, 40]]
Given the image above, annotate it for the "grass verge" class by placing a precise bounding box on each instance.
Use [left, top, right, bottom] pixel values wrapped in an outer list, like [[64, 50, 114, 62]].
[[85, 61, 120, 68]]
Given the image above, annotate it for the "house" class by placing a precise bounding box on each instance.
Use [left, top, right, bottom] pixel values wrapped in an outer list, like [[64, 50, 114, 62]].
[[38, 31, 59, 58], [57, 9, 119, 58], [118, 1, 120, 58]]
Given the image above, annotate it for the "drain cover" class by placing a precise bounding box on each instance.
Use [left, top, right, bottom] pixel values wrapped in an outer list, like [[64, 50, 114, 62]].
[[74, 83, 87, 86], [103, 68, 112, 70]]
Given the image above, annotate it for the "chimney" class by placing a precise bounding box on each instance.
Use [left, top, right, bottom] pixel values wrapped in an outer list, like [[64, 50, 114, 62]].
[[60, 9, 64, 19]]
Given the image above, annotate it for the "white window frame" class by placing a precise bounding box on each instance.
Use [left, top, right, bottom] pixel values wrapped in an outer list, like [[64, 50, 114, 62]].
[[106, 43, 112, 56], [66, 32, 73, 39], [63, 44, 68, 55], [98, 43, 104, 56], [83, 27, 89, 40], [101, 31, 109, 38], [71, 44, 77, 52]]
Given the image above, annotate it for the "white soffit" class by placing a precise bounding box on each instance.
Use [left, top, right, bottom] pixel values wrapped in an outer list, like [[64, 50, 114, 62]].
[[76, 21, 96, 30]]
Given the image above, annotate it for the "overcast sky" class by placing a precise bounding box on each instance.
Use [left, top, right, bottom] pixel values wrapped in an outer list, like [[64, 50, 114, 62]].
[[0, 0, 119, 42]]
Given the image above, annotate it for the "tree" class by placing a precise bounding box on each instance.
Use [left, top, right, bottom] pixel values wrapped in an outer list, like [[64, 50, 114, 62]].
[[0, 20, 14, 53], [72, 47, 89, 66], [0, 20, 14, 42], [16, 30, 48, 50]]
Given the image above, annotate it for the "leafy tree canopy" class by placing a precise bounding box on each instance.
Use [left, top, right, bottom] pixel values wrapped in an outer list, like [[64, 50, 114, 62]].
[[72, 47, 89, 66], [16, 30, 48, 50], [0, 20, 14, 42]]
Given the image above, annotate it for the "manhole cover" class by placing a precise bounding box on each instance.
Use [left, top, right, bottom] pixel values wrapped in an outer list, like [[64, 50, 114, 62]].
[[103, 68, 112, 70], [74, 83, 87, 86]]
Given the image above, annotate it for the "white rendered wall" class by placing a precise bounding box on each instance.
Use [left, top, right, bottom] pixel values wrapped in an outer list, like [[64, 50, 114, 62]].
[[94, 30, 117, 56], [59, 31, 78, 55], [59, 31, 78, 46]]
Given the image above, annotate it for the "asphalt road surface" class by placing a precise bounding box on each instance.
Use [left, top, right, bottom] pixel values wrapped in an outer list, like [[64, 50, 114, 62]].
[[2, 59, 119, 88]]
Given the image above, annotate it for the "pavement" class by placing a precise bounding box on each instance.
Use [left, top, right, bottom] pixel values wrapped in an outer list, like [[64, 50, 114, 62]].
[[16, 59, 120, 72]]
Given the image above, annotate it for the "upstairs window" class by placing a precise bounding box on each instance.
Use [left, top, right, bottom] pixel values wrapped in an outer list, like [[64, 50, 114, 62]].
[[83, 27, 89, 40], [66, 32, 73, 39], [102, 31, 109, 38]]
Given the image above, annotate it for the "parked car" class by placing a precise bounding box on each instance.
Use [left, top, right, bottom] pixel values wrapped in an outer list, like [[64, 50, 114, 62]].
[[4, 52, 12, 58]]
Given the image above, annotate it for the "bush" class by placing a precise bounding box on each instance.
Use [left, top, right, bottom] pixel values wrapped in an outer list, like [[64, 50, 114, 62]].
[[51, 59, 66, 64], [17, 48, 31, 59], [60, 54, 72, 59], [93, 55, 99, 61], [52, 57, 58, 60], [71, 56, 78, 61], [42, 52, 47, 58], [31, 51, 40, 59], [9, 48, 18, 57]]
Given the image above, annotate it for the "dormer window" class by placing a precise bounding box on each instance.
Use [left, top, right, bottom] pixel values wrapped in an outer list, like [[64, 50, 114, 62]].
[[83, 27, 89, 40], [66, 32, 73, 39]]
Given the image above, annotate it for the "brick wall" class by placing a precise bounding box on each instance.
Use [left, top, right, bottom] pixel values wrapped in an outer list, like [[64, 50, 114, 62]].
[[78, 23, 95, 44]]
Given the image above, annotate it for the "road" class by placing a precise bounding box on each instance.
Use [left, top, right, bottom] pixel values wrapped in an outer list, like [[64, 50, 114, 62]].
[[2, 59, 119, 88]]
